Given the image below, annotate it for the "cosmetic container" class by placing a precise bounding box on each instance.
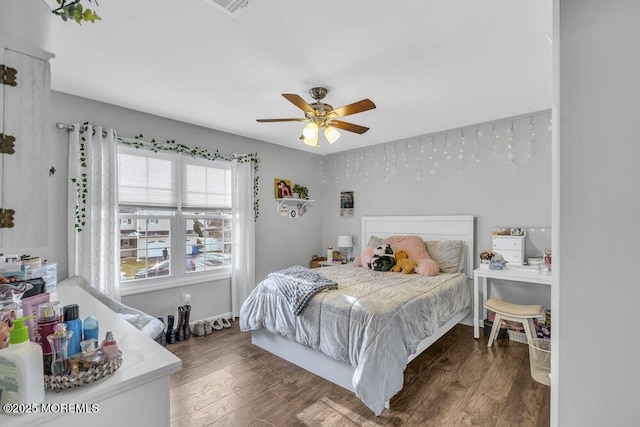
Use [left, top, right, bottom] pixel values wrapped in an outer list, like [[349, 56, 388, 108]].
[[101, 331, 120, 362], [47, 323, 73, 376], [83, 315, 99, 341], [37, 301, 62, 375], [63, 304, 82, 356], [0, 316, 45, 414]]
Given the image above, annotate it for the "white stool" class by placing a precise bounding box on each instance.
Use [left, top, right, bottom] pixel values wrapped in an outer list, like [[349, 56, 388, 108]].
[[484, 298, 544, 347]]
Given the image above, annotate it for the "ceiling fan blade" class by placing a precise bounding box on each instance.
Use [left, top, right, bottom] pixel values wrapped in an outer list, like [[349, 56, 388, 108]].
[[331, 99, 376, 118], [282, 94, 316, 114], [329, 120, 370, 134], [256, 118, 307, 123]]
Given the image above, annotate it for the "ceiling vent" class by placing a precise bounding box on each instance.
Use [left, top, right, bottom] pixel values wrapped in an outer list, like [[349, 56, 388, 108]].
[[204, 0, 249, 17]]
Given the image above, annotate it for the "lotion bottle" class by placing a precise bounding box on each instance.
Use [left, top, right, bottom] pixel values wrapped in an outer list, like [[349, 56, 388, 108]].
[[0, 316, 45, 414]]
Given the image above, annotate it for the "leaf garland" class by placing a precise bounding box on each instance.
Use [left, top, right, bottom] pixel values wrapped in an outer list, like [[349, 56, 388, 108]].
[[72, 124, 261, 232], [51, 0, 101, 24]]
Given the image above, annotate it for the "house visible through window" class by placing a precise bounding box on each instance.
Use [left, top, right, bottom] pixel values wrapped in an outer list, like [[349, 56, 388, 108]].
[[117, 146, 232, 286]]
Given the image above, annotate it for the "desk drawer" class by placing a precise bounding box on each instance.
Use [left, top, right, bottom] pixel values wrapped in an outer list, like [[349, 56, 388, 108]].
[[494, 249, 524, 265], [493, 237, 523, 251]]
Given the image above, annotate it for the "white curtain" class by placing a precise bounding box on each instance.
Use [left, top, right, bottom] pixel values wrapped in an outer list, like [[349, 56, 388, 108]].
[[231, 159, 255, 318], [68, 124, 121, 300]]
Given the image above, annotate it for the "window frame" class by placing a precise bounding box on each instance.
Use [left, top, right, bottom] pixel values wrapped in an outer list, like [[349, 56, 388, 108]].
[[118, 146, 232, 296]]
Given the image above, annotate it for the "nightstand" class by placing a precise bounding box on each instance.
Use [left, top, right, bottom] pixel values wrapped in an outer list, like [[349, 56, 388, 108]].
[[319, 261, 350, 267]]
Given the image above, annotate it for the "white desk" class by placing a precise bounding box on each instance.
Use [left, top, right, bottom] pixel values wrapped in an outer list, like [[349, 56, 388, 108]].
[[473, 266, 552, 339], [0, 283, 181, 426]]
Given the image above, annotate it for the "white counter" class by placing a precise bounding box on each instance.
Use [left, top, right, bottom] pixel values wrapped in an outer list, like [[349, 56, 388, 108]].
[[0, 284, 181, 426]]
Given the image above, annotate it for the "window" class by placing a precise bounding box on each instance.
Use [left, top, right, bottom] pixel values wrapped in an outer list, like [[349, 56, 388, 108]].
[[118, 147, 232, 289]]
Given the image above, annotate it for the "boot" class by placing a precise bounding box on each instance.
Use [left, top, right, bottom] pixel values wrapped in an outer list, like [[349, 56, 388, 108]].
[[182, 305, 191, 340], [156, 317, 166, 346], [176, 306, 185, 342], [166, 314, 176, 344]]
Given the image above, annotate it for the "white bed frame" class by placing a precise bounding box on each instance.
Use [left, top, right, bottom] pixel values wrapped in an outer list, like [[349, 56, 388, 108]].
[[252, 215, 475, 408]]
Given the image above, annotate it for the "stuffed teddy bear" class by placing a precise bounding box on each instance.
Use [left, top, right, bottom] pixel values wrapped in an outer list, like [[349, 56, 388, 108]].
[[391, 250, 417, 274], [371, 244, 396, 271]]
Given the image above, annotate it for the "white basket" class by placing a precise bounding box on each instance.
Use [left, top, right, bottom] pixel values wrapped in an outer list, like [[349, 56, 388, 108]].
[[507, 329, 528, 344], [528, 338, 551, 386]]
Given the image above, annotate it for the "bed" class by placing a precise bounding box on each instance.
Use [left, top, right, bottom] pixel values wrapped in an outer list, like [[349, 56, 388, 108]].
[[240, 215, 474, 415]]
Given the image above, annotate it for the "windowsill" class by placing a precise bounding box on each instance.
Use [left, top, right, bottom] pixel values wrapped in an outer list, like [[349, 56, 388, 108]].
[[120, 267, 231, 296]]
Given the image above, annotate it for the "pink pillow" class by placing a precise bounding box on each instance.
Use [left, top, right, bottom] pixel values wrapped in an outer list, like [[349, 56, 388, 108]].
[[382, 235, 439, 276], [355, 246, 375, 268]]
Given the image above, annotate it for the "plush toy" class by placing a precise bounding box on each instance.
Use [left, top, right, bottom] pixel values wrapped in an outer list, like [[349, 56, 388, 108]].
[[489, 253, 508, 270], [371, 244, 396, 272], [391, 250, 417, 274]]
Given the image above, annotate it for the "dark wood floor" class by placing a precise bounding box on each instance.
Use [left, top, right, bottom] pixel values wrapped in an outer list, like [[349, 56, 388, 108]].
[[168, 322, 549, 426]]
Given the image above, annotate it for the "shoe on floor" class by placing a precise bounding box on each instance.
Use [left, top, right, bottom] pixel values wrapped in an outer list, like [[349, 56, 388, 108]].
[[204, 320, 213, 335], [220, 318, 232, 329], [191, 321, 205, 337], [211, 319, 224, 331]]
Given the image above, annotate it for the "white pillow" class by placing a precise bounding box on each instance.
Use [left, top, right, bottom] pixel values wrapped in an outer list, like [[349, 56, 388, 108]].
[[426, 240, 465, 273]]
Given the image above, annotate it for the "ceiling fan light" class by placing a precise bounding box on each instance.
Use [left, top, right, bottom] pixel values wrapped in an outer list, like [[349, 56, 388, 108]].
[[302, 122, 318, 139], [324, 126, 341, 144], [303, 135, 318, 147]]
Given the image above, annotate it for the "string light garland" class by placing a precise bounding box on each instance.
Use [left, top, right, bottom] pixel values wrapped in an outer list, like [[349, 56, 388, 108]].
[[458, 128, 465, 174], [528, 116, 536, 158], [507, 120, 516, 168], [322, 111, 550, 186], [473, 125, 480, 162]]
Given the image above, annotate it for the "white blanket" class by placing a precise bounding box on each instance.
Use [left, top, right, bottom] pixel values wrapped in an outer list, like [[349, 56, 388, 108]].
[[240, 265, 471, 415]]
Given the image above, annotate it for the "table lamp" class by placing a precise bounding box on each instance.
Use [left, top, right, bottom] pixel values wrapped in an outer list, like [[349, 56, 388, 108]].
[[337, 235, 353, 263]]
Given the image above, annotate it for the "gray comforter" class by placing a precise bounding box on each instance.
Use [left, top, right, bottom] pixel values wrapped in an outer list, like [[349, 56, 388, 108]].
[[240, 264, 471, 415]]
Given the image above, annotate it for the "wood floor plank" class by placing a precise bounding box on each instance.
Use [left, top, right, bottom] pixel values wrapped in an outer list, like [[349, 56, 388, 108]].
[[168, 322, 550, 426]]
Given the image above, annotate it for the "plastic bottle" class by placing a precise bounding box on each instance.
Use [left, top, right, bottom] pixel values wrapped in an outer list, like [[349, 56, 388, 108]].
[[0, 316, 45, 414], [83, 315, 99, 341], [327, 246, 333, 262], [47, 323, 73, 376], [101, 331, 120, 362], [63, 304, 82, 356]]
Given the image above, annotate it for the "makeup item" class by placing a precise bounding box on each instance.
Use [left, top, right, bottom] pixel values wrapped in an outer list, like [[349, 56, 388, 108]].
[[37, 301, 62, 375], [0, 316, 45, 413], [101, 331, 119, 362], [20, 292, 50, 342], [0, 281, 33, 350], [47, 323, 73, 376], [83, 315, 99, 341], [63, 304, 82, 356]]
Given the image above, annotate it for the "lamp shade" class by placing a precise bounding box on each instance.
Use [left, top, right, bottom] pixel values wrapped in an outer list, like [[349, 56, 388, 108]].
[[337, 235, 353, 248], [302, 135, 319, 147], [302, 122, 318, 139], [324, 126, 341, 144]]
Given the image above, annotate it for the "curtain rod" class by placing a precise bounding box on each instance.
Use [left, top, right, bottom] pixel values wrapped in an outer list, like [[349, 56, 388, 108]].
[[56, 122, 75, 131]]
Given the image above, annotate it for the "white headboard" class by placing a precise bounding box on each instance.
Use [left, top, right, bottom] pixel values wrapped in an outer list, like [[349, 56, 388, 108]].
[[361, 215, 475, 278]]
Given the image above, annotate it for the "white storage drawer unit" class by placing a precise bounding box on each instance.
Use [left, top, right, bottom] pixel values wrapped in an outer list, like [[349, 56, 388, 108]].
[[492, 235, 525, 265]]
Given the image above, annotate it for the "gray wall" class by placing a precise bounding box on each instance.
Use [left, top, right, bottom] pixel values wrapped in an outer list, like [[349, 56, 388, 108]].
[[321, 112, 553, 309], [47, 91, 323, 322], [554, 1, 640, 425], [39, 93, 552, 329]]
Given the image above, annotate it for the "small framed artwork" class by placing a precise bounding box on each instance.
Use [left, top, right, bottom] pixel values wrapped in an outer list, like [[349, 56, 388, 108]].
[[340, 191, 354, 217], [510, 227, 525, 236], [274, 179, 292, 198]]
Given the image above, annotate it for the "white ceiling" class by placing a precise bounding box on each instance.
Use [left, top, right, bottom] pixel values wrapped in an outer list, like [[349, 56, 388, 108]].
[[47, 0, 552, 155]]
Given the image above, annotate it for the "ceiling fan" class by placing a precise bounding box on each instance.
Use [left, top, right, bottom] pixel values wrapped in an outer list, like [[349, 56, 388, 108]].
[[256, 87, 376, 147]]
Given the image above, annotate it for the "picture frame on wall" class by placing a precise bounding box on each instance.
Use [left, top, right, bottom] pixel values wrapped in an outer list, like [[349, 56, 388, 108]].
[[274, 179, 292, 198], [340, 191, 354, 217]]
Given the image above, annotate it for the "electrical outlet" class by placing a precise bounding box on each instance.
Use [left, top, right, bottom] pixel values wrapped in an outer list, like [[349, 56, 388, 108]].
[[181, 293, 191, 305]]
